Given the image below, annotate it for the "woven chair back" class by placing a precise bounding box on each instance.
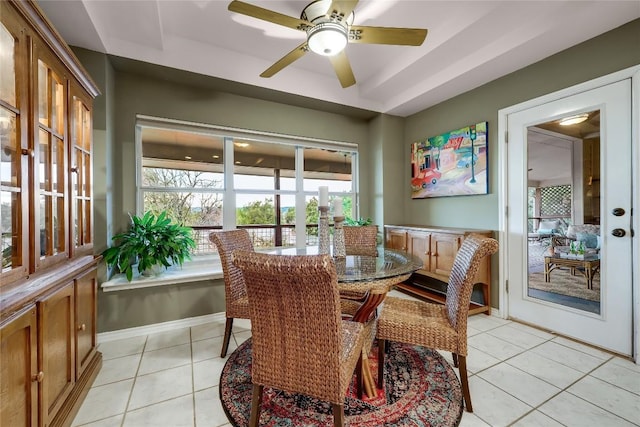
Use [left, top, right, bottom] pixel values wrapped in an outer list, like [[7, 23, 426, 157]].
[[232, 251, 345, 403], [210, 230, 254, 313], [343, 225, 378, 256], [445, 234, 499, 331]]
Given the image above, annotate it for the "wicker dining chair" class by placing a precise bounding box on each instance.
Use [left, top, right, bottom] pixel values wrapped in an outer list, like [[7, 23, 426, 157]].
[[232, 251, 366, 427], [376, 234, 498, 412], [209, 229, 254, 358], [343, 225, 378, 256]]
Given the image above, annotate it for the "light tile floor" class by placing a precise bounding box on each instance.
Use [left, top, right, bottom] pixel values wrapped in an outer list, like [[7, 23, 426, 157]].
[[73, 291, 640, 427]]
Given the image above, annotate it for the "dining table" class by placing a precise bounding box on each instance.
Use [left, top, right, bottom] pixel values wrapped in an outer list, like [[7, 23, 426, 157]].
[[265, 246, 424, 397]]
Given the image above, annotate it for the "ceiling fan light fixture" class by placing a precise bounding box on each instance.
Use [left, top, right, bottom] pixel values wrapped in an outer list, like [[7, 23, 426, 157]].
[[307, 22, 348, 56], [559, 113, 589, 126]]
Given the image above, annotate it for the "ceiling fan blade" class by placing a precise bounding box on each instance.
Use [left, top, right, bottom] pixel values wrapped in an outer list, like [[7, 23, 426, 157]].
[[329, 51, 356, 88], [260, 42, 309, 78], [328, 0, 359, 21], [228, 0, 311, 32], [349, 26, 427, 46]]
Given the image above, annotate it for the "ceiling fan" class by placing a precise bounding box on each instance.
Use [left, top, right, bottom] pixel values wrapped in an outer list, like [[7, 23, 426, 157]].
[[228, 0, 428, 88]]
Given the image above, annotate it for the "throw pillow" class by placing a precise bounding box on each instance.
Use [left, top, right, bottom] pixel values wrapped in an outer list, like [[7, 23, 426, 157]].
[[576, 232, 599, 249], [539, 220, 559, 232]]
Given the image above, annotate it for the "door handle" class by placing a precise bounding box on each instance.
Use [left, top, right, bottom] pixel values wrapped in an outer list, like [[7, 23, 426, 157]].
[[611, 228, 626, 238]]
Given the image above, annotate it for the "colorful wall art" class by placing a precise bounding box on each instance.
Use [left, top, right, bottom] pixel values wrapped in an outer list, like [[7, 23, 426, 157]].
[[411, 122, 488, 199]]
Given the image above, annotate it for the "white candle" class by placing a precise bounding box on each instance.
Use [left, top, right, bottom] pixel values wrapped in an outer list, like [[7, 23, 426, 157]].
[[333, 198, 343, 217], [319, 186, 328, 207]]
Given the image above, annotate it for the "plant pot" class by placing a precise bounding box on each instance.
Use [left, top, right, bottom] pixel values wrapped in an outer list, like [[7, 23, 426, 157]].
[[141, 263, 166, 277]]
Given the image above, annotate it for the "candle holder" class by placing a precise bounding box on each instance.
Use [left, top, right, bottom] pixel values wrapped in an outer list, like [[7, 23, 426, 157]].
[[318, 206, 330, 254], [333, 215, 346, 257]]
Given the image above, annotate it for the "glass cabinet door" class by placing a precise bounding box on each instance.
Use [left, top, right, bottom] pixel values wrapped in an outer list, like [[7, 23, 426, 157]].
[[0, 14, 28, 282], [34, 50, 68, 268], [70, 86, 93, 256]]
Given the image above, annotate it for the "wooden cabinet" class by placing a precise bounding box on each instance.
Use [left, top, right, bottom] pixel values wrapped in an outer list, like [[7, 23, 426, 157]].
[[0, 0, 99, 285], [0, 266, 100, 427], [39, 283, 75, 427], [75, 269, 98, 379], [385, 225, 493, 315], [0, 2, 101, 427], [1, 307, 38, 427]]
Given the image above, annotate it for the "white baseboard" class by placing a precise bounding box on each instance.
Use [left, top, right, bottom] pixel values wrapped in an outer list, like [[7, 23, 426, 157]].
[[97, 312, 227, 343]]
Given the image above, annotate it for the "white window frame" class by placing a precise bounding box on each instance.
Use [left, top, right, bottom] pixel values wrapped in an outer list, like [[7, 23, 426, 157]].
[[135, 115, 359, 250]]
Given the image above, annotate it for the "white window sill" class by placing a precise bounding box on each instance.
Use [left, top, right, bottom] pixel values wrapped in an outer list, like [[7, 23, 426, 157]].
[[101, 257, 223, 292]]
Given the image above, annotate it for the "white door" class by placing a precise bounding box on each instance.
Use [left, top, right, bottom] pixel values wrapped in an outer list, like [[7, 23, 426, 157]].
[[506, 79, 633, 356]]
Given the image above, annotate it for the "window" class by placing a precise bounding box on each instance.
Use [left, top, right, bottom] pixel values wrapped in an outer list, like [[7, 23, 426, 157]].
[[137, 117, 358, 254]]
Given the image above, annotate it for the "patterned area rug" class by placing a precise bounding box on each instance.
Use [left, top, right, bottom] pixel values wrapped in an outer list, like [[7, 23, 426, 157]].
[[219, 339, 463, 427], [528, 269, 600, 302]]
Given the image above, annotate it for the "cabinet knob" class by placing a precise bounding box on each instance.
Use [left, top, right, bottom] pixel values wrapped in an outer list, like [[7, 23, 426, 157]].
[[32, 371, 44, 382], [21, 148, 35, 158], [70, 166, 78, 173], [78, 323, 86, 331]]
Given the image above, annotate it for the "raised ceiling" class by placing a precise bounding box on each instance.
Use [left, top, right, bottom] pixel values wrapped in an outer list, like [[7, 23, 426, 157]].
[[37, 0, 640, 117]]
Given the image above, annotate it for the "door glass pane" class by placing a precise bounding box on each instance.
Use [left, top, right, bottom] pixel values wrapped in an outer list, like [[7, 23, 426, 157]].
[[72, 149, 80, 196], [84, 153, 91, 196], [0, 24, 16, 106], [39, 129, 49, 189], [83, 199, 91, 244], [54, 195, 64, 254], [82, 104, 91, 150], [38, 60, 48, 127], [74, 198, 79, 246], [1, 191, 19, 271], [51, 76, 64, 134], [52, 136, 64, 193], [526, 110, 601, 314], [40, 194, 48, 257], [0, 109, 17, 187]]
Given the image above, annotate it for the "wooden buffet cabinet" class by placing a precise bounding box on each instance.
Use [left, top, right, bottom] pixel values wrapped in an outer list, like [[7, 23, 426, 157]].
[[384, 225, 493, 315], [1, 2, 101, 426]]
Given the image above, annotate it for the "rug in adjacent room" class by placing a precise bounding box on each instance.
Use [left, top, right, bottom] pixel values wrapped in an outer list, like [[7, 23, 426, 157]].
[[528, 269, 600, 302], [219, 339, 463, 427]]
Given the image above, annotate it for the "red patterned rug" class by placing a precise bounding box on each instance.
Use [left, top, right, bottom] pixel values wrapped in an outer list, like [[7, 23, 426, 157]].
[[219, 339, 463, 426]]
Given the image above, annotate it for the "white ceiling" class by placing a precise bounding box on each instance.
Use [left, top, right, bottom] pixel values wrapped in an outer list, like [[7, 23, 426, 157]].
[[37, 0, 640, 117]]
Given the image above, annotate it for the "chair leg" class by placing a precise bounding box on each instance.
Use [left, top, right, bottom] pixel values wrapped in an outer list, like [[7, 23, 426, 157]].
[[332, 403, 344, 427], [377, 339, 386, 389], [452, 352, 459, 367], [356, 352, 364, 400], [221, 317, 233, 358], [249, 384, 264, 427], [458, 355, 473, 412]]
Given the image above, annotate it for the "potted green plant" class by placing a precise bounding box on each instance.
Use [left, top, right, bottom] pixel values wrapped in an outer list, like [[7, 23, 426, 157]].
[[102, 211, 197, 281]]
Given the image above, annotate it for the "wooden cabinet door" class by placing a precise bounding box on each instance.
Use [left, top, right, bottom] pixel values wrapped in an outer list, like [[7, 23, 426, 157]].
[[407, 230, 430, 273], [38, 283, 75, 426], [69, 84, 94, 258], [385, 229, 407, 251], [75, 268, 97, 379], [430, 233, 461, 278], [32, 42, 70, 271], [1, 307, 39, 427]]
